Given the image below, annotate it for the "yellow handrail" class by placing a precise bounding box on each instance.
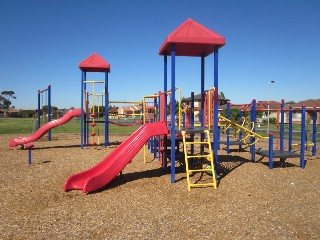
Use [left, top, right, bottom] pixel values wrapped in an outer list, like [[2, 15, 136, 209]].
[[219, 115, 268, 146]]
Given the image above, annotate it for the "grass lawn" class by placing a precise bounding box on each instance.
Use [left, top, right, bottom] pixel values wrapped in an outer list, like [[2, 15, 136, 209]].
[[0, 118, 140, 135]]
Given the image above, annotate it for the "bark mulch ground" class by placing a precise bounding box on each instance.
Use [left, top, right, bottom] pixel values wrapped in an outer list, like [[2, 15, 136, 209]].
[[1, 133, 320, 239]]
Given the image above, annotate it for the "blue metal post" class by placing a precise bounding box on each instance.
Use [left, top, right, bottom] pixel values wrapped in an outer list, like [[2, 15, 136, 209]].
[[288, 107, 293, 152], [269, 133, 274, 169], [226, 101, 230, 154], [250, 99, 256, 161], [105, 71, 109, 147], [47, 85, 51, 141], [191, 92, 195, 156], [191, 92, 195, 127], [200, 55, 205, 129], [37, 90, 41, 130], [200, 55, 205, 153], [170, 44, 176, 183], [300, 106, 306, 168], [80, 71, 85, 148], [28, 148, 32, 164], [312, 107, 317, 156], [213, 48, 219, 168], [280, 99, 284, 151]]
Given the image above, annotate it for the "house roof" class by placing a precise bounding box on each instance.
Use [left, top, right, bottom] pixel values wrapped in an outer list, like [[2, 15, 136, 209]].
[[159, 18, 225, 57], [287, 99, 320, 108], [78, 53, 111, 72]]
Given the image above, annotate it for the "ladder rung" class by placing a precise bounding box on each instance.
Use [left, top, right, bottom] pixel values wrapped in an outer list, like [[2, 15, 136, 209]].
[[190, 183, 215, 187], [186, 154, 210, 159], [189, 169, 211, 173], [185, 141, 209, 145]]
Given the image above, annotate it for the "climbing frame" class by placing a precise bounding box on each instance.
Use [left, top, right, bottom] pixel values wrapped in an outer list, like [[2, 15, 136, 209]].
[[181, 130, 217, 191]]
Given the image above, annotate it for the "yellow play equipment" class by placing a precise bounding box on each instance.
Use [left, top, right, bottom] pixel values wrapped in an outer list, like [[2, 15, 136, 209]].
[[83, 80, 105, 146], [219, 115, 269, 146], [181, 130, 217, 191]]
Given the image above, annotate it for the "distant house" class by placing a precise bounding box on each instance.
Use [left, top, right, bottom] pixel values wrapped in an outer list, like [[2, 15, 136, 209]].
[[0, 108, 19, 117], [285, 99, 320, 124], [109, 107, 119, 116], [117, 105, 142, 117], [254, 99, 320, 124]]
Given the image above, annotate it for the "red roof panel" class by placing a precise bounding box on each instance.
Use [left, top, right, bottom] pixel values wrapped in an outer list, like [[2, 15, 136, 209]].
[[159, 18, 225, 57], [78, 53, 111, 72]]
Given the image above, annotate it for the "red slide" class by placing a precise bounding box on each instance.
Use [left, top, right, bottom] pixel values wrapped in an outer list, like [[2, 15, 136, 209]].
[[8, 108, 82, 147], [64, 122, 168, 193]]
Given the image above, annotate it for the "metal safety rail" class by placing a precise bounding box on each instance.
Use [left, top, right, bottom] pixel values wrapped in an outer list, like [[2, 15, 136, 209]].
[[219, 115, 269, 146], [181, 130, 217, 191]]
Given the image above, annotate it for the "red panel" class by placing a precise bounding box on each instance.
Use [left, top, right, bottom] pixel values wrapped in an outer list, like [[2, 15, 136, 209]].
[[159, 18, 226, 57], [78, 53, 111, 72]]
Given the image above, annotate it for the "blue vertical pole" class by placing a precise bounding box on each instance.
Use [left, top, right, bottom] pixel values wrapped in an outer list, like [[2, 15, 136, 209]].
[[226, 101, 230, 154], [312, 107, 317, 156], [269, 133, 274, 169], [48, 85, 51, 141], [191, 92, 195, 156], [213, 47, 219, 169], [37, 90, 41, 130], [28, 148, 32, 164], [105, 71, 109, 147], [200, 55, 205, 129], [280, 99, 284, 151], [170, 44, 176, 183], [200, 55, 205, 153], [191, 92, 195, 127], [80, 71, 85, 148], [300, 105, 306, 168], [250, 99, 256, 161], [288, 107, 293, 152]]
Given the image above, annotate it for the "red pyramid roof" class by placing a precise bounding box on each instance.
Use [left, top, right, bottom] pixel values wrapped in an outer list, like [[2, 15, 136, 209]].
[[159, 18, 225, 57], [78, 53, 111, 72]]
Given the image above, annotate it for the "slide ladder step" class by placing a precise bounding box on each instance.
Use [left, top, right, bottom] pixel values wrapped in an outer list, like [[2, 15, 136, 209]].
[[182, 130, 217, 191]]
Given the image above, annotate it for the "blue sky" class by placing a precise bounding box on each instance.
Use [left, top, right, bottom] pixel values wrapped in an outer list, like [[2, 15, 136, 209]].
[[1, 0, 319, 109]]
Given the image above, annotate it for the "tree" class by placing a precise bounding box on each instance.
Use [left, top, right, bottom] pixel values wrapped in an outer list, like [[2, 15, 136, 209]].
[[220, 91, 226, 99], [0, 91, 16, 109], [286, 100, 296, 105]]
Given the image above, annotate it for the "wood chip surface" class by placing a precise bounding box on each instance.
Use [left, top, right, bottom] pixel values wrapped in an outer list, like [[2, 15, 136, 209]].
[[1, 133, 320, 239]]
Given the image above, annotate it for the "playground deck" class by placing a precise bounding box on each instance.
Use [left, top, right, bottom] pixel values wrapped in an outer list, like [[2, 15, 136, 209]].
[[1, 133, 320, 239]]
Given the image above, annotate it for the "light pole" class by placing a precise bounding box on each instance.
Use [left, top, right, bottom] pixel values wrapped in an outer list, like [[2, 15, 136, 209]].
[[267, 80, 275, 134]]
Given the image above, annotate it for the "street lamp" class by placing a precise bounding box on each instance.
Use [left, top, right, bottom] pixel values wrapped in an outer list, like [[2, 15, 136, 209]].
[[267, 80, 275, 134]]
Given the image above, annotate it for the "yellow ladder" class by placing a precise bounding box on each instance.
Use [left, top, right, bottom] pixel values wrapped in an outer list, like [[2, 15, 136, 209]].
[[181, 130, 217, 191]]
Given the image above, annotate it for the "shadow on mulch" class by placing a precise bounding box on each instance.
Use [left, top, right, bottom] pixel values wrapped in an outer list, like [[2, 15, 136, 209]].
[[29, 145, 81, 150], [20, 140, 123, 150], [220, 147, 250, 153], [217, 154, 251, 181], [91, 165, 170, 194]]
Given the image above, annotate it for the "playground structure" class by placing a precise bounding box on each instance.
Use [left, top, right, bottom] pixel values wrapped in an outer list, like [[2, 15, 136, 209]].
[[220, 99, 318, 169], [78, 53, 110, 148], [65, 18, 319, 193], [7, 18, 319, 192]]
